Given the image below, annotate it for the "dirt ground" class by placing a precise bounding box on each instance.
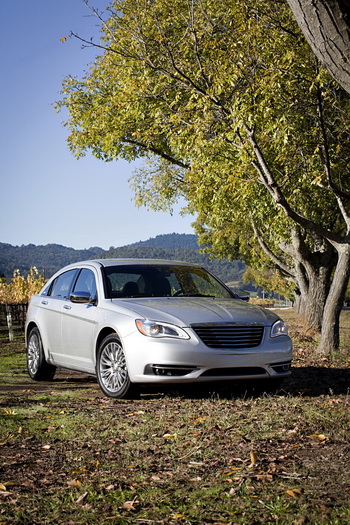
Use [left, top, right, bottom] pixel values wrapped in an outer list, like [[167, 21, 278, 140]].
[[0, 317, 349, 523]]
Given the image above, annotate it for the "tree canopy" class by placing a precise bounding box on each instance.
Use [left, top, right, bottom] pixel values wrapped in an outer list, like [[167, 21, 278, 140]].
[[58, 0, 350, 354]]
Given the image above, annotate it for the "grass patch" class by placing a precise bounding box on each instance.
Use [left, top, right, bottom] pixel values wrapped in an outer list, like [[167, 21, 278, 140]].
[[0, 310, 349, 524]]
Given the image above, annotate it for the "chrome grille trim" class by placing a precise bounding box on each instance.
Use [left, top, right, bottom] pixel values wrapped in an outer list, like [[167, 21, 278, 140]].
[[191, 323, 264, 349]]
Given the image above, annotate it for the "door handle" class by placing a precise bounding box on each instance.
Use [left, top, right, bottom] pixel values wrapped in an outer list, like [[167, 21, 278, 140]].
[[41, 300, 48, 305], [63, 305, 72, 310]]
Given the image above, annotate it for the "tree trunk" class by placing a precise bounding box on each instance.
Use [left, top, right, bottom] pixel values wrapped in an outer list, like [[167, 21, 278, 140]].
[[318, 246, 350, 355], [298, 268, 331, 333], [287, 0, 350, 93], [290, 230, 335, 333]]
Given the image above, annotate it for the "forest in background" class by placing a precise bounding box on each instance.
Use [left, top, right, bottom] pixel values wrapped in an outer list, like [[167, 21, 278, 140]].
[[0, 234, 246, 284]]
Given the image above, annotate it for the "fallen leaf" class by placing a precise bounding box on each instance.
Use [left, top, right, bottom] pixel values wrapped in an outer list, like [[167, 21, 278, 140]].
[[76, 492, 88, 504], [308, 434, 327, 441], [0, 490, 12, 497], [122, 499, 139, 511], [250, 451, 258, 465], [163, 433, 178, 440], [224, 468, 242, 476], [67, 479, 82, 488], [42, 444, 51, 450], [285, 488, 303, 498], [2, 409, 16, 416]]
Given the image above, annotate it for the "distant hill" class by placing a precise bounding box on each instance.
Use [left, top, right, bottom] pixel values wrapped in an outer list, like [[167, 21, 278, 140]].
[[0, 233, 245, 283], [128, 233, 199, 250], [0, 243, 104, 280]]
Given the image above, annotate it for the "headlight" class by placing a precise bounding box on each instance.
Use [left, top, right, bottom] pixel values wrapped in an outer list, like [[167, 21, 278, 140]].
[[270, 319, 288, 338], [136, 319, 190, 339]]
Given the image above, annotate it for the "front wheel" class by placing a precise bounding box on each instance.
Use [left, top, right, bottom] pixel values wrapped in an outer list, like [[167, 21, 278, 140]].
[[96, 335, 136, 399], [26, 327, 56, 381]]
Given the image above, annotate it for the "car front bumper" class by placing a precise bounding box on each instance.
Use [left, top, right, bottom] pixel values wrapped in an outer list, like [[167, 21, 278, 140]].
[[122, 326, 293, 384]]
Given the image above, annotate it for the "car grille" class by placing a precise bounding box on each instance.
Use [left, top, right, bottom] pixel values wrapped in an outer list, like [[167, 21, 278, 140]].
[[191, 324, 264, 349]]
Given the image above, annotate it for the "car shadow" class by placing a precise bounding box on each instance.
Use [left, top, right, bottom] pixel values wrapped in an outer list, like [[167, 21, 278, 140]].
[[152, 366, 350, 399], [282, 366, 350, 397], [1, 366, 348, 401]]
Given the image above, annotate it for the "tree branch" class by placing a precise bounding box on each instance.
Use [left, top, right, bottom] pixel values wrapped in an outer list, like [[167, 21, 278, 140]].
[[246, 127, 346, 245], [123, 137, 190, 170]]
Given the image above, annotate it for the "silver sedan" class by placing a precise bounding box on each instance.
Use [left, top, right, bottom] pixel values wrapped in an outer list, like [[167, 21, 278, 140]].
[[25, 259, 292, 398]]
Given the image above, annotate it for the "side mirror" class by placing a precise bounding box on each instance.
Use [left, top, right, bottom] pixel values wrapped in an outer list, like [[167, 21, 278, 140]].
[[70, 291, 95, 304]]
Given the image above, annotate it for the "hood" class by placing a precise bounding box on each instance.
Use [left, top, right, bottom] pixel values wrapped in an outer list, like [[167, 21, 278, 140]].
[[111, 296, 279, 326]]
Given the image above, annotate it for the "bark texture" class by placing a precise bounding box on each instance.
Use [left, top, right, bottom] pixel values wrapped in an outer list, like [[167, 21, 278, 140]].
[[317, 246, 350, 354], [287, 0, 350, 93]]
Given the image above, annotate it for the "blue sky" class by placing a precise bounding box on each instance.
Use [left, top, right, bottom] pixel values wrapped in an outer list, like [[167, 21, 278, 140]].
[[0, 1, 194, 250]]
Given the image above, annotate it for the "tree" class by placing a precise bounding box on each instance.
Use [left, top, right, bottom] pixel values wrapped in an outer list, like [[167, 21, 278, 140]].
[[58, 0, 350, 355], [287, 0, 350, 94]]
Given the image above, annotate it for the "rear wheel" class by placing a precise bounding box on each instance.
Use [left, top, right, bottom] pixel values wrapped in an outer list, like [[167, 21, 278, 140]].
[[96, 335, 137, 399], [26, 327, 56, 381]]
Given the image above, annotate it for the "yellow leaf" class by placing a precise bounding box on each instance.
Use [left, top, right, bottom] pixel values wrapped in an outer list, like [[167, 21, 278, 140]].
[[285, 488, 303, 498], [163, 433, 178, 440], [0, 484, 7, 491], [224, 468, 242, 476], [126, 410, 145, 416], [2, 409, 16, 416], [250, 451, 258, 465], [308, 434, 327, 440], [67, 479, 82, 488]]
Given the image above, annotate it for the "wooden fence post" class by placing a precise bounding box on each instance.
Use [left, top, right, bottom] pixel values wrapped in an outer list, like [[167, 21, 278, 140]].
[[7, 312, 14, 342]]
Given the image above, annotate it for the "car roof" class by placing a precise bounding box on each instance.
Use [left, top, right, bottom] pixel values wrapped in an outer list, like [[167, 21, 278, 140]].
[[67, 259, 201, 269]]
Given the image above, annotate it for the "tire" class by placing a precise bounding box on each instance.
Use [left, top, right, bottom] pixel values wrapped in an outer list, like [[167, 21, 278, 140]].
[[26, 327, 56, 381], [96, 335, 136, 399]]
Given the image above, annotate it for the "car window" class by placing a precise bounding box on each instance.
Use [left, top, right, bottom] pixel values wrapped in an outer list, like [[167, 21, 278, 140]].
[[188, 269, 231, 297], [73, 269, 97, 300], [103, 265, 233, 299], [105, 271, 143, 297], [49, 269, 78, 299]]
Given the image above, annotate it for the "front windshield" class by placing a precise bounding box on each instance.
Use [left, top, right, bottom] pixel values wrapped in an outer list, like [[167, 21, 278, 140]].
[[103, 264, 234, 299]]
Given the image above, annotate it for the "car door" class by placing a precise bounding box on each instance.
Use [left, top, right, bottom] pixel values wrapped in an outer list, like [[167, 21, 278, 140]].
[[38, 269, 78, 364], [60, 268, 99, 373]]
